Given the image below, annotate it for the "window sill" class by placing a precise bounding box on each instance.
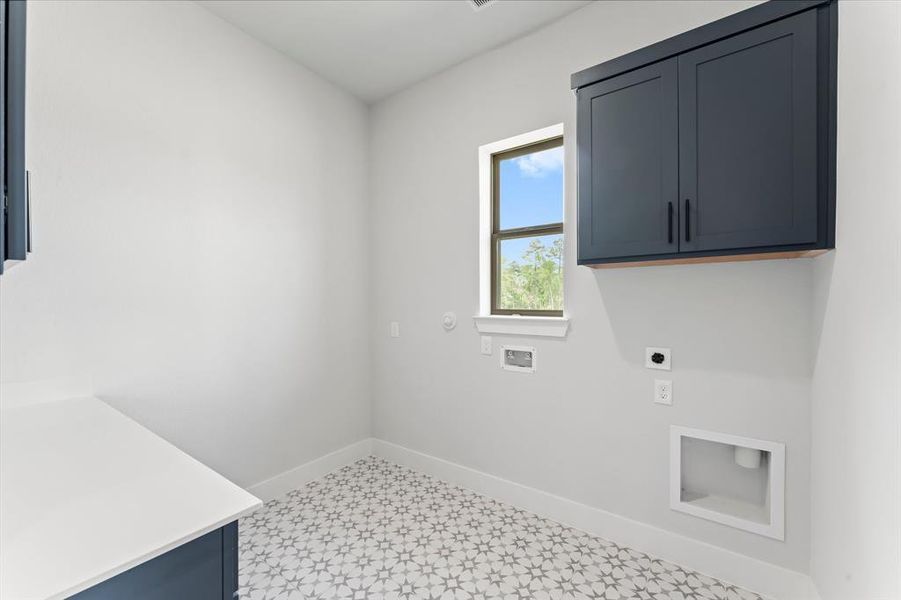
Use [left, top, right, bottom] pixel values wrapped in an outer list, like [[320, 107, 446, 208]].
[[472, 315, 570, 338]]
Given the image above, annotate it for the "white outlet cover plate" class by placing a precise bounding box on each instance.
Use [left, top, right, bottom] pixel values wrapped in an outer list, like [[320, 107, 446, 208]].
[[645, 347, 671, 370], [480, 336, 492, 355], [654, 379, 673, 405]]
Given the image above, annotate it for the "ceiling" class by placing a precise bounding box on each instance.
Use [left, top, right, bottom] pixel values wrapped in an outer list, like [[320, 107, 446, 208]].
[[197, 0, 591, 103]]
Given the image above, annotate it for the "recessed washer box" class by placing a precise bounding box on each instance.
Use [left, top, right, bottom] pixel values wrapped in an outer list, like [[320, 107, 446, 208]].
[[670, 426, 785, 540], [501, 345, 535, 373]]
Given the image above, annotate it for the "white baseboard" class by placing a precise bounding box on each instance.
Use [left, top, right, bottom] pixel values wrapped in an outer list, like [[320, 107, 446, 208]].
[[247, 438, 373, 502], [371, 438, 814, 600]]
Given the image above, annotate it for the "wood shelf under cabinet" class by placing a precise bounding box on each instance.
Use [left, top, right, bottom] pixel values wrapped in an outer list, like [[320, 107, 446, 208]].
[[587, 249, 829, 269]]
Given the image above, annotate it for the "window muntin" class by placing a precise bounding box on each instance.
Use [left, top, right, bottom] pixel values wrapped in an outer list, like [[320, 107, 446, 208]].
[[491, 137, 564, 316]]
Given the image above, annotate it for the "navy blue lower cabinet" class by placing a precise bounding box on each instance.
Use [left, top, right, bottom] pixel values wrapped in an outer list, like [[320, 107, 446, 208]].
[[572, 0, 837, 268], [69, 522, 238, 600]]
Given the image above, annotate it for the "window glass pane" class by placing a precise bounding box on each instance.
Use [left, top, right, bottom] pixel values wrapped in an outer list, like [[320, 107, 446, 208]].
[[498, 144, 563, 230], [498, 234, 563, 312]]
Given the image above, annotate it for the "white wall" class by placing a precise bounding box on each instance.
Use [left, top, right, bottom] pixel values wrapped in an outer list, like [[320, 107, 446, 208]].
[[810, 2, 901, 598], [370, 0, 815, 573], [0, 1, 371, 488]]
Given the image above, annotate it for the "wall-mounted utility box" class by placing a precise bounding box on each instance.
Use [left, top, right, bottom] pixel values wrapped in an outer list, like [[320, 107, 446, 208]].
[[500, 345, 535, 373], [670, 426, 785, 540]]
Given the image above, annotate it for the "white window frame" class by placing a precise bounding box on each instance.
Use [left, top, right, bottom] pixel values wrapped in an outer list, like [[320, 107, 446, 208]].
[[473, 123, 569, 338]]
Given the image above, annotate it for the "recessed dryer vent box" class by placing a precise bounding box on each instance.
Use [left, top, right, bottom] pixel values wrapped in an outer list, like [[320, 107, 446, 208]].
[[670, 426, 785, 540], [501, 345, 535, 373]]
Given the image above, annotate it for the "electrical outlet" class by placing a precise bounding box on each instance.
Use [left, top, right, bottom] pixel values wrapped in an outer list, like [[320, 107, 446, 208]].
[[654, 379, 673, 405], [390, 322, 400, 338], [645, 347, 671, 370], [480, 336, 492, 355]]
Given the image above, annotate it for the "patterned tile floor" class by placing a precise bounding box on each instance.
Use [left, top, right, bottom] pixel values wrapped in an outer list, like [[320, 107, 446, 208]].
[[238, 457, 763, 600]]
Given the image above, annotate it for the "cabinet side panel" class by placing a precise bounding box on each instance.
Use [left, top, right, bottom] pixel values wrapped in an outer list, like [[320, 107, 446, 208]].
[[70, 528, 225, 600]]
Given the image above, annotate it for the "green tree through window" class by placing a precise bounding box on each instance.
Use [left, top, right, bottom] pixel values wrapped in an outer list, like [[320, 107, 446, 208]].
[[499, 235, 563, 312]]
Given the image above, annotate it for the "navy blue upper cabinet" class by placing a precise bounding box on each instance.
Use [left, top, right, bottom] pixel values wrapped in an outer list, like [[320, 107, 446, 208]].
[[573, 0, 837, 267]]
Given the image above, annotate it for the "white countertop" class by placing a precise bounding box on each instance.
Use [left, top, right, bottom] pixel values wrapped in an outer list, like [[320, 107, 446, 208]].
[[0, 396, 262, 600]]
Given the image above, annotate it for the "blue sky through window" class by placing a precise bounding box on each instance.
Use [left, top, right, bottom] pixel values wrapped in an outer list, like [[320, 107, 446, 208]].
[[498, 145, 563, 262]]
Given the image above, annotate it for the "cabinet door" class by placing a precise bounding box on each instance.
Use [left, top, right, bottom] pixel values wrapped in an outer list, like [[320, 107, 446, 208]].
[[678, 10, 818, 252], [0, 0, 6, 272], [4, 0, 26, 262], [577, 58, 678, 262]]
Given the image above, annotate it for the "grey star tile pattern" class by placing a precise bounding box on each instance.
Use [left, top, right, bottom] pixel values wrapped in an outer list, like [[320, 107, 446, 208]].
[[238, 457, 764, 600]]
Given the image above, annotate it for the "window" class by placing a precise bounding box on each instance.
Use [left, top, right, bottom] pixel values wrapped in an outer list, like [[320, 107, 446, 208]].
[[491, 136, 563, 316]]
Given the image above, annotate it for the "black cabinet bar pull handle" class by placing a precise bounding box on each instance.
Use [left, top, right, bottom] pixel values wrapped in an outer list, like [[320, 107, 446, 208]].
[[667, 201, 673, 244], [684, 198, 690, 242], [26, 171, 31, 253]]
